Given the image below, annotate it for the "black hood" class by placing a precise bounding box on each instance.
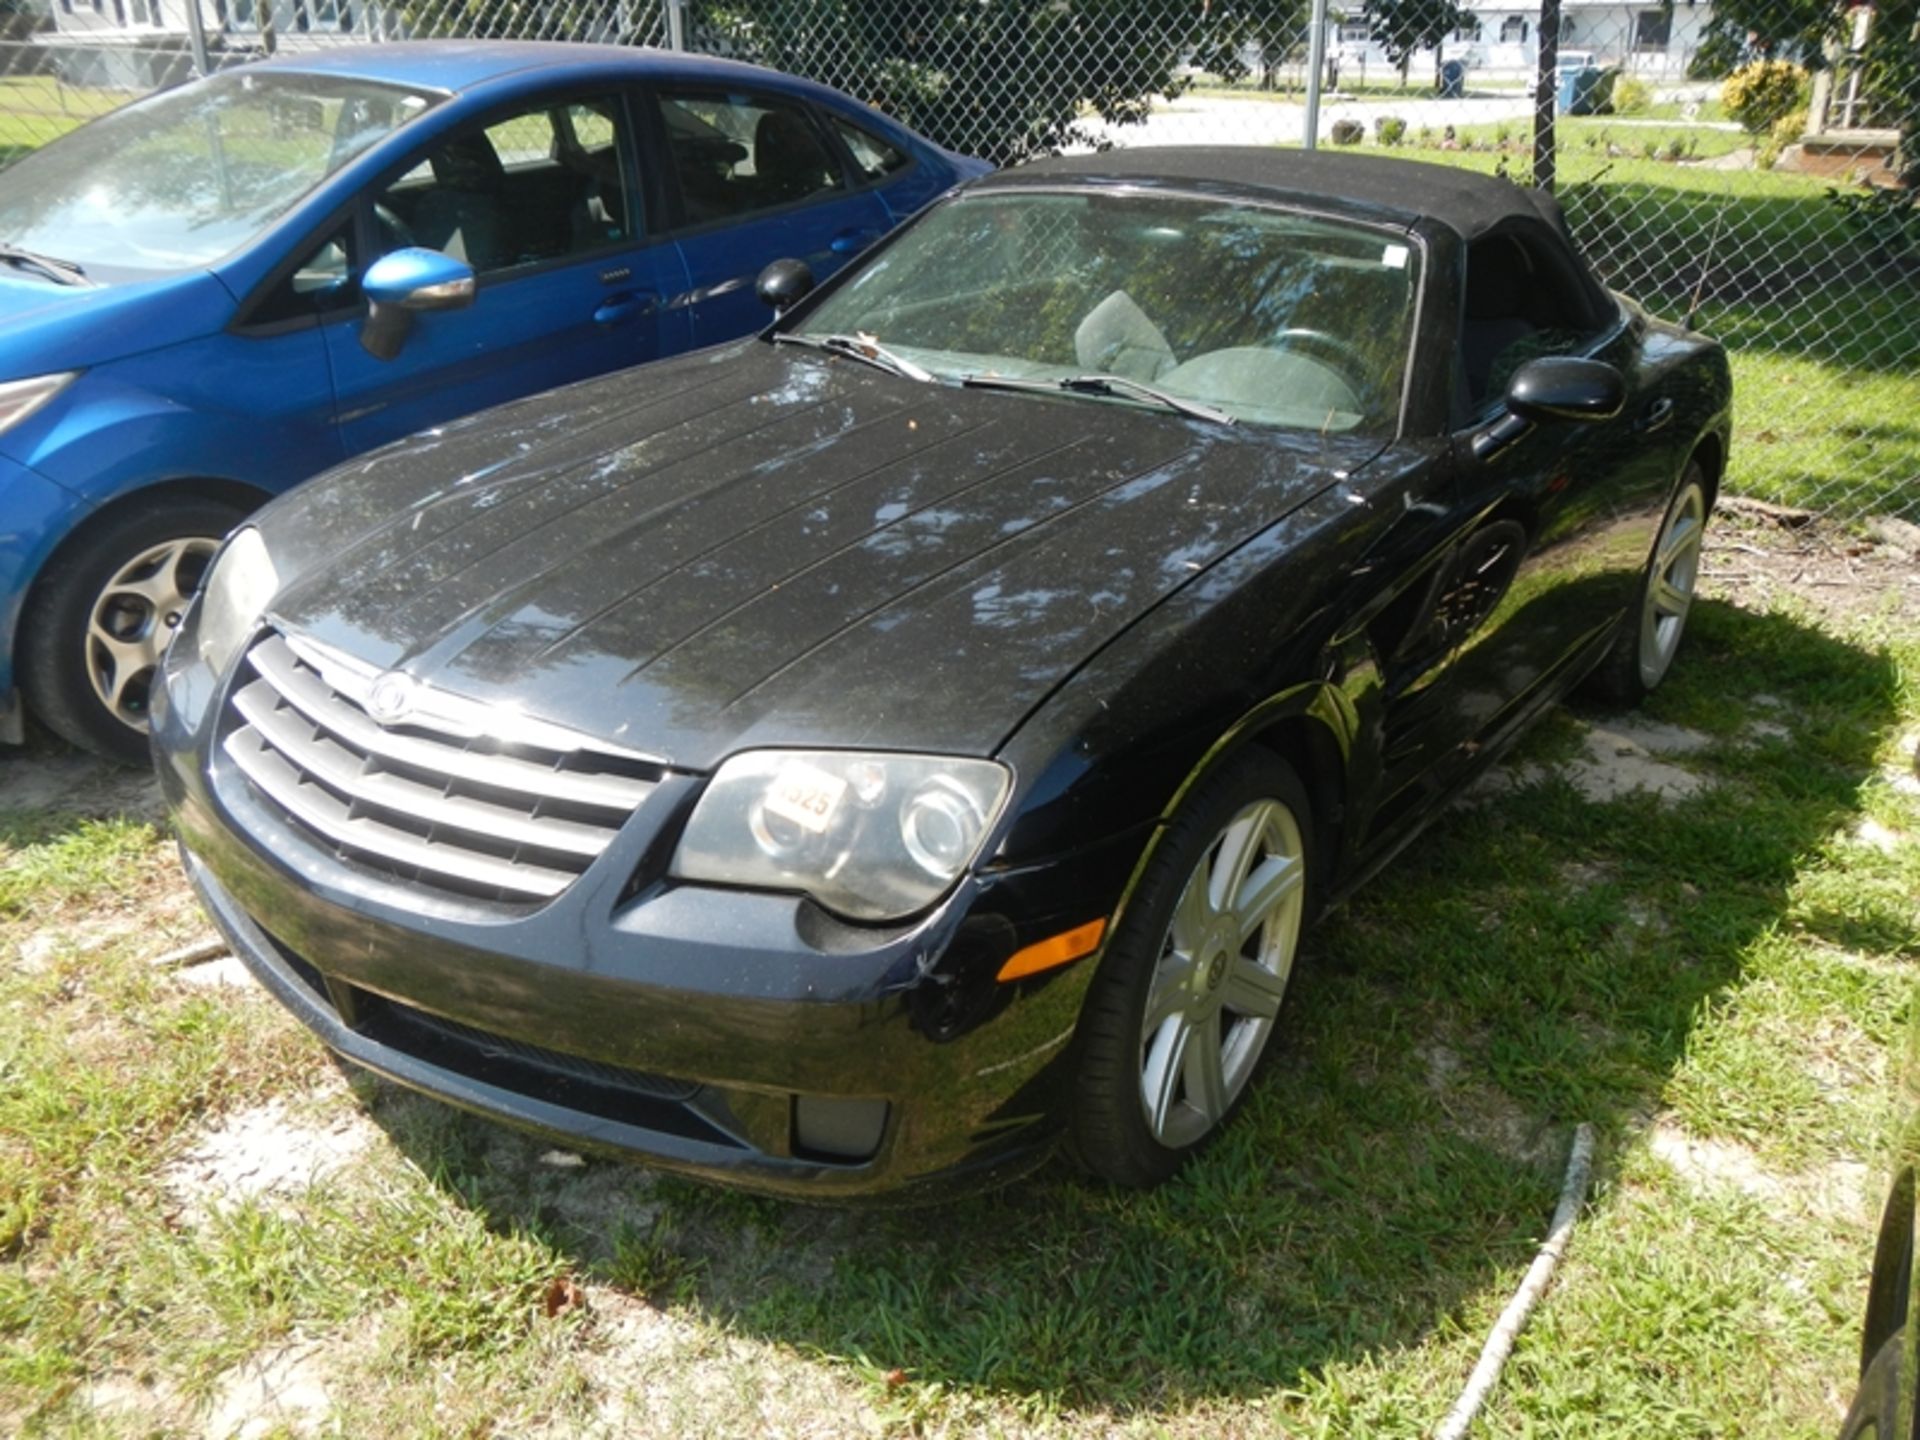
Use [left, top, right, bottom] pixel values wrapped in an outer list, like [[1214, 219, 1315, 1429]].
[[261, 341, 1381, 770]]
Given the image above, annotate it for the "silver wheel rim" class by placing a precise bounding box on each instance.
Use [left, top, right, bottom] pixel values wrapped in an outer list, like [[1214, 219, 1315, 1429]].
[[84, 536, 218, 732], [1638, 482, 1705, 691], [1138, 797, 1306, 1150]]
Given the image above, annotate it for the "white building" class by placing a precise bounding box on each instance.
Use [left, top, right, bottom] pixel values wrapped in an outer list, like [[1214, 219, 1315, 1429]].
[[1332, 0, 1714, 85]]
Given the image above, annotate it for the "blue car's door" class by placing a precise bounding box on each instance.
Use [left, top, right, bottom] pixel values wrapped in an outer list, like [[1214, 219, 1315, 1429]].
[[323, 91, 691, 456], [648, 85, 894, 346]]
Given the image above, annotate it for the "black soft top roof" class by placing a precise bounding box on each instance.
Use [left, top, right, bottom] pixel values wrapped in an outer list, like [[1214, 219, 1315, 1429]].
[[987, 147, 1563, 242]]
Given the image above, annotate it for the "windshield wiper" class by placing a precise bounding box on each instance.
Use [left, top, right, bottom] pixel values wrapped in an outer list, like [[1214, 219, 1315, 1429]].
[[772, 331, 933, 383], [0, 244, 90, 287], [961, 372, 1235, 427]]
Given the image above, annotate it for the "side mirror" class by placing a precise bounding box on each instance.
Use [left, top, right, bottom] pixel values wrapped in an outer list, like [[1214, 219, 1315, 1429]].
[[756, 258, 814, 314], [359, 248, 477, 361], [1471, 356, 1626, 459], [1504, 356, 1626, 424]]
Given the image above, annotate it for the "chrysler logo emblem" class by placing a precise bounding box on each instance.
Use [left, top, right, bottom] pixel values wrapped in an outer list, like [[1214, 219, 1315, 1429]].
[[366, 671, 417, 726]]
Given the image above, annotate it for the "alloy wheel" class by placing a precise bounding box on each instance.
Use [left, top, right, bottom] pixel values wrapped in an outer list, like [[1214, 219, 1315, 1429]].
[[1638, 480, 1706, 692], [1137, 796, 1307, 1149], [85, 536, 218, 732]]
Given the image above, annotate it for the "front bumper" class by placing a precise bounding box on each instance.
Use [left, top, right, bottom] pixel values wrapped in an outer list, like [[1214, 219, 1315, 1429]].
[[154, 636, 1142, 1200]]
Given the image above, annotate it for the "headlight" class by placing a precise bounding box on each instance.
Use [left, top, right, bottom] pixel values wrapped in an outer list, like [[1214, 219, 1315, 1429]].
[[0, 371, 77, 434], [671, 750, 1012, 922], [194, 526, 279, 677]]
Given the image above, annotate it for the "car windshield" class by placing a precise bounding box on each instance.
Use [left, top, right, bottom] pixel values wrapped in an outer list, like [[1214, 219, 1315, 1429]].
[[0, 71, 439, 276], [794, 189, 1420, 434]]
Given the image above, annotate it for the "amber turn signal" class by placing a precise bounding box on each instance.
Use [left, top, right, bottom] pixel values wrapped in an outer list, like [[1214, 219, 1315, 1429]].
[[995, 918, 1108, 983]]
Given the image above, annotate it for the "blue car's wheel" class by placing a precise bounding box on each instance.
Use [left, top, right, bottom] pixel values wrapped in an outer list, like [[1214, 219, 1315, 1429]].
[[21, 495, 245, 762]]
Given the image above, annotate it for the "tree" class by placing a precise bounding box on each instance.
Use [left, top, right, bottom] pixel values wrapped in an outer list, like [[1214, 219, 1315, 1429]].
[[1361, 0, 1467, 89], [1195, 0, 1313, 92], [685, 0, 1207, 164]]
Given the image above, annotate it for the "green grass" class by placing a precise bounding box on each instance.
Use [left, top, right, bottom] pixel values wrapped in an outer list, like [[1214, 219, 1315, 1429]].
[[1, 577, 1915, 1435]]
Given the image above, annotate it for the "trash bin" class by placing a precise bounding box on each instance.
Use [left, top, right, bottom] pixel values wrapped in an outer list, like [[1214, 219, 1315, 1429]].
[[1438, 59, 1466, 98], [1559, 63, 1619, 115]]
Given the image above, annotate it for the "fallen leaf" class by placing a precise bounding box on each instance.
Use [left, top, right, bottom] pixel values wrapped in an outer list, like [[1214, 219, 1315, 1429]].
[[885, 1368, 908, 1388], [543, 1276, 588, 1319]]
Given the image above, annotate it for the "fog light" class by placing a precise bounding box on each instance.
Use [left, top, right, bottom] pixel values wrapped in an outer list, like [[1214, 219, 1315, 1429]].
[[793, 1096, 889, 1161]]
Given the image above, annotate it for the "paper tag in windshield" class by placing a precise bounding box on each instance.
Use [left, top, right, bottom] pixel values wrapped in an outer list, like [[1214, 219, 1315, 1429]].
[[765, 761, 847, 834], [1382, 244, 1410, 270]]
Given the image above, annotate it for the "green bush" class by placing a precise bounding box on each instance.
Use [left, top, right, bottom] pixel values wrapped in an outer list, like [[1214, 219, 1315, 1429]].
[[1375, 115, 1408, 146], [1611, 75, 1652, 113], [1757, 105, 1808, 169], [1331, 118, 1365, 145], [1722, 59, 1808, 136]]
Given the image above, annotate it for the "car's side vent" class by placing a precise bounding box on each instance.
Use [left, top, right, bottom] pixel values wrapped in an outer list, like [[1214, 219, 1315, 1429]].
[[221, 631, 660, 904]]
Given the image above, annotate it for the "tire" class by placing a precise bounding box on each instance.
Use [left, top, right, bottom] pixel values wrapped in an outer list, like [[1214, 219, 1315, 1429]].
[[1584, 463, 1710, 706], [1837, 1328, 1903, 1440], [19, 495, 245, 763], [1068, 748, 1313, 1187]]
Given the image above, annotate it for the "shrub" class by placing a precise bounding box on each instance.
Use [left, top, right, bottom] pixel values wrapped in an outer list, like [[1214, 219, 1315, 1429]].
[[1375, 115, 1408, 146], [1758, 106, 1808, 169], [1612, 75, 1652, 113], [1723, 59, 1808, 136], [1331, 118, 1365, 145]]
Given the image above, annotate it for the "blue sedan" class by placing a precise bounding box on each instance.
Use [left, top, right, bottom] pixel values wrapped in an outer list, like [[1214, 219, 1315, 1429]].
[[0, 41, 986, 759]]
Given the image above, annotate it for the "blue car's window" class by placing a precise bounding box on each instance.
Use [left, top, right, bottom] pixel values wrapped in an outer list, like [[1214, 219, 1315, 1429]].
[[657, 90, 845, 227], [797, 190, 1421, 435], [831, 117, 910, 183], [373, 95, 634, 274], [0, 71, 436, 277]]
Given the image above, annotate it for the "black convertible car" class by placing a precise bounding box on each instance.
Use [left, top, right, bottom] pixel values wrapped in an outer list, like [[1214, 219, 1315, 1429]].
[[154, 150, 1731, 1198]]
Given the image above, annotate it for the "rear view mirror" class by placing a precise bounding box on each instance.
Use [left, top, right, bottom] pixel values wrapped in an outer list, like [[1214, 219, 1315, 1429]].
[[360, 248, 476, 361], [756, 258, 814, 314], [1504, 356, 1625, 424]]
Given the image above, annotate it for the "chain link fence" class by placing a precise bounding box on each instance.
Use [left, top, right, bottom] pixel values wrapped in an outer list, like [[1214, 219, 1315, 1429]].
[[0, 0, 1911, 519]]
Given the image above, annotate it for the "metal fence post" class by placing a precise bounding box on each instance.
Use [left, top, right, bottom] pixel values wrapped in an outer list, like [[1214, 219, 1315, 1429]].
[[664, 0, 686, 50], [1302, 0, 1329, 151], [184, 0, 212, 78]]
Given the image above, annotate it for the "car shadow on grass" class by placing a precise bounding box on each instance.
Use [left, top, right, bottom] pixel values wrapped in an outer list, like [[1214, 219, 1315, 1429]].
[[279, 596, 1915, 1414]]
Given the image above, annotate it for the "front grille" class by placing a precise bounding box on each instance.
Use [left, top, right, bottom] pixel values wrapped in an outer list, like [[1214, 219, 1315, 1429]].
[[222, 631, 661, 903]]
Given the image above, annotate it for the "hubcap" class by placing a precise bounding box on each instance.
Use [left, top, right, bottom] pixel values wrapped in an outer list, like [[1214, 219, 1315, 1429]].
[[85, 536, 219, 732], [1638, 482, 1705, 691], [1138, 797, 1307, 1149]]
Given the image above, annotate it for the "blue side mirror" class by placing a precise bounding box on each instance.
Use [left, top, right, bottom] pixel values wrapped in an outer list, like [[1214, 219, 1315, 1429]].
[[360, 248, 476, 360]]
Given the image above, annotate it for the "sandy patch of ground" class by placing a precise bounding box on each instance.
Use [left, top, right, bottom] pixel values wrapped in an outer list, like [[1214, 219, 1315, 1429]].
[[1645, 1119, 1870, 1219], [1484, 715, 1713, 804], [1701, 504, 1920, 625], [1418, 1039, 1564, 1171], [203, 1343, 335, 1440], [0, 746, 164, 821], [163, 1091, 381, 1223]]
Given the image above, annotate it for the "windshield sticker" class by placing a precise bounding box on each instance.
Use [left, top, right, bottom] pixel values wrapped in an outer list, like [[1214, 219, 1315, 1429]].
[[1383, 244, 1410, 270]]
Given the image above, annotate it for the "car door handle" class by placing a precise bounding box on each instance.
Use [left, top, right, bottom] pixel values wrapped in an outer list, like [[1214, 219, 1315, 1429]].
[[594, 291, 658, 326], [1638, 396, 1675, 433], [830, 228, 880, 256]]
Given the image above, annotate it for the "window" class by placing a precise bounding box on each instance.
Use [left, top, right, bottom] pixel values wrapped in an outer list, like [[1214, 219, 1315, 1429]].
[[657, 90, 844, 226], [1460, 232, 1600, 408], [373, 97, 632, 275], [831, 116, 910, 182], [1500, 15, 1528, 43], [1634, 8, 1672, 52], [1339, 22, 1370, 43], [247, 223, 355, 326]]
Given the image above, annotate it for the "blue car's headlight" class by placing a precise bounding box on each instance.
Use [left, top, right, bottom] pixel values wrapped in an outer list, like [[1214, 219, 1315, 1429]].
[[671, 750, 1012, 922], [0, 371, 78, 434], [194, 527, 279, 678]]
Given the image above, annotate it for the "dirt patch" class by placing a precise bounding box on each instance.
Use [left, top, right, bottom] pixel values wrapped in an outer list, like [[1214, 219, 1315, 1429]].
[[0, 746, 164, 822], [1490, 716, 1712, 804], [1701, 505, 1920, 626], [203, 1342, 335, 1440], [163, 1092, 381, 1223], [1645, 1119, 1870, 1219], [1418, 1039, 1562, 1171]]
